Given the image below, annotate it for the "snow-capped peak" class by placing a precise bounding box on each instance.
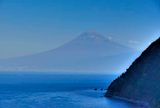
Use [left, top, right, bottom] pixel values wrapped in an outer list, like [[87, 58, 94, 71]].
[[77, 32, 108, 41]]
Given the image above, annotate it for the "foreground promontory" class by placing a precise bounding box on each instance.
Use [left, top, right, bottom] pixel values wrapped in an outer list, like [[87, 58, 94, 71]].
[[106, 37, 160, 108]]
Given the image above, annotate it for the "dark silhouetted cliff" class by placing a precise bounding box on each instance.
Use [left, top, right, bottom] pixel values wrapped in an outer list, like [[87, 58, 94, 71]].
[[106, 37, 160, 108]]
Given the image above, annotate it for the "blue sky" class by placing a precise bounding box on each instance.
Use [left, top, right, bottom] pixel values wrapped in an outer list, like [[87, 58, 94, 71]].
[[0, 0, 160, 58]]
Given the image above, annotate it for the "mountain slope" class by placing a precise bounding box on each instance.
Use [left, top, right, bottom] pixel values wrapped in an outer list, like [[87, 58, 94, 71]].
[[0, 32, 137, 73], [105, 37, 160, 107]]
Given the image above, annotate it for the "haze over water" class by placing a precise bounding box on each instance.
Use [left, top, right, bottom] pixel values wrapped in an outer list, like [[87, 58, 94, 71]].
[[0, 72, 142, 108], [0, 0, 159, 108]]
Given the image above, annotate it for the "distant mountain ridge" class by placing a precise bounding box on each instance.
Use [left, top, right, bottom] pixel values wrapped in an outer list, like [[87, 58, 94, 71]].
[[106, 37, 160, 108], [0, 32, 137, 73]]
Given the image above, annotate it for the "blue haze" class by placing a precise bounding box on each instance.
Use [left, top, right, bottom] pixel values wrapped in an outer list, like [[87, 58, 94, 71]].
[[0, 1, 159, 107], [0, 0, 159, 58], [0, 72, 141, 108]]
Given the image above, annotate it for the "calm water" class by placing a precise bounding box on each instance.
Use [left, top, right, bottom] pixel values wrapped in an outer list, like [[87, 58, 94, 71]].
[[0, 72, 142, 108]]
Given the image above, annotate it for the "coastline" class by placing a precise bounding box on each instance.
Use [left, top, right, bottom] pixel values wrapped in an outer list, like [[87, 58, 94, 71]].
[[105, 92, 150, 108]]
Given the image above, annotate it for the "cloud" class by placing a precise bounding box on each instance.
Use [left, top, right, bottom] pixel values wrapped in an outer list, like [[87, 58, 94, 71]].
[[107, 36, 113, 40], [128, 40, 140, 45]]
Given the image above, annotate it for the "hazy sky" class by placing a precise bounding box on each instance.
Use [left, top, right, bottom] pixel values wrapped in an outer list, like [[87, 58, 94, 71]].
[[0, 0, 160, 58]]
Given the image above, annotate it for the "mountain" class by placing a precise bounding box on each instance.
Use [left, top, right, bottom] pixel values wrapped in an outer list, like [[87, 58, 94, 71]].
[[0, 32, 137, 73], [105, 37, 160, 108]]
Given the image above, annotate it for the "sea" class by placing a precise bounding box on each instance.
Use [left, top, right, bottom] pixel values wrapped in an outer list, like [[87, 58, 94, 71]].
[[0, 72, 142, 108]]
